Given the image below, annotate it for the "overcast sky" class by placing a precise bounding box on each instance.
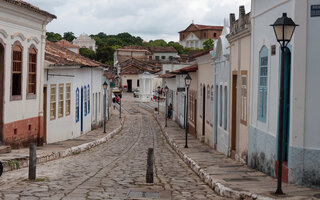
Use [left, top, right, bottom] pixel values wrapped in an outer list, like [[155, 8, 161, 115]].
[[27, 0, 251, 42]]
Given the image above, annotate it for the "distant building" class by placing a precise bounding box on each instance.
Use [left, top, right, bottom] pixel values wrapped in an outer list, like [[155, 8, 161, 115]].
[[73, 34, 96, 52], [179, 23, 223, 49], [147, 46, 178, 62], [0, 0, 55, 147], [56, 39, 80, 54]]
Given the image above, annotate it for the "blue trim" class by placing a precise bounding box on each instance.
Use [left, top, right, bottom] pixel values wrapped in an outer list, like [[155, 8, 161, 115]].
[[84, 86, 87, 116], [257, 46, 268, 123], [75, 88, 79, 123], [81, 87, 83, 132], [88, 84, 90, 114]]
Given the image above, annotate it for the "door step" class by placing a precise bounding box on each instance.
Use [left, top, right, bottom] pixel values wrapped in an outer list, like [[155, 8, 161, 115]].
[[0, 145, 11, 154]]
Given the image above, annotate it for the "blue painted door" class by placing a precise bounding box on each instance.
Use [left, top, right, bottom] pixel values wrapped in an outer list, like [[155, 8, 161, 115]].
[[282, 47, 291, 161], [81, 87, 83, 132]]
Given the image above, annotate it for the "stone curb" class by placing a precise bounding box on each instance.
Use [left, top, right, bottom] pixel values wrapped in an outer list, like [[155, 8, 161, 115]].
[[1, 117, 125, 173], [153, 114, 274, 200]]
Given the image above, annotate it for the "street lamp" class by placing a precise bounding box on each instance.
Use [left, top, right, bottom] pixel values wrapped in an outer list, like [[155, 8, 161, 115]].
[[157, 86, 161, 114], [271, 13, 298, 195], [103, 81, 108, 133], [165, 86, 169, 127], [184, 74, 192, 148]]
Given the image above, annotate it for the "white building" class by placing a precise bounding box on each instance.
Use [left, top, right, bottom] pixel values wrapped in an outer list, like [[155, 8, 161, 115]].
[[73, 33, 96, 52], [211, 21, 230, 156], [249, 0, 320, 186], [44, 41, 105, 144], [0, 0, 55, 146]]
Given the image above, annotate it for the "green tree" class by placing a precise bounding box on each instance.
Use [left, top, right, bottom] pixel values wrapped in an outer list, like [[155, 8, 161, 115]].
[[96, 44, 114, 65], [46, 32, 62, 42], [168, 41, 186, 54], [203, 38, 214, 50], [63, 32, 76, 42], [79, 48, 96, 60], [144, 39, 168, 47]]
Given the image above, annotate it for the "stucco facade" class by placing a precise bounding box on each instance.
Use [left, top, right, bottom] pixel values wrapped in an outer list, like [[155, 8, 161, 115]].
[[0, 1, 55, 146], [249, 0, 320, 186]]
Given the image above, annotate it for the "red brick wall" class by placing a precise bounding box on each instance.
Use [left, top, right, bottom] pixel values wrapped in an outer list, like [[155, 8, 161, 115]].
[[3, 116, 43, 148]]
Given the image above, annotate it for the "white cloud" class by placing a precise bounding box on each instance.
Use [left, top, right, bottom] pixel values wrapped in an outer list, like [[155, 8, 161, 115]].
[[27, 0, 251, 42]]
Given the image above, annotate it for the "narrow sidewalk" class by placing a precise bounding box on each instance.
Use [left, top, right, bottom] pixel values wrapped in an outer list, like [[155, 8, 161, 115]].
[[154, 112, 320, 200], [0, 108, 124, 173]]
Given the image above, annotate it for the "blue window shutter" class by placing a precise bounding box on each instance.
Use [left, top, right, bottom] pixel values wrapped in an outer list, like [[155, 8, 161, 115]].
[[76, 88, 79, 123], [88, 85, 90, 114], [257, 46, 268, 123], [84, 86, 87, 116]]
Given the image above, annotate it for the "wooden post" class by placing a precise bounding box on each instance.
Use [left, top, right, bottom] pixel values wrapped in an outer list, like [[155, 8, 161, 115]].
[[29, 143, 36, 180], [146, 148, 154, 183]]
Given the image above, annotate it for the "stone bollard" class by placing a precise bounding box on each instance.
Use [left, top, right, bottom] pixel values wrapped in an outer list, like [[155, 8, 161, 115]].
[[28, 143, 36, 180], [146, 148, 154, 183], [0, 161, 3, 177]]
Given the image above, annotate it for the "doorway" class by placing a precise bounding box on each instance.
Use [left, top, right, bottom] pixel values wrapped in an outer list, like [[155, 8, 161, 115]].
[[0, 43, 4, 143], [127, 79, 132, 92], [43, 86, 47, 144], [231, 73, 237, 158], [202, 86, 206, 136]]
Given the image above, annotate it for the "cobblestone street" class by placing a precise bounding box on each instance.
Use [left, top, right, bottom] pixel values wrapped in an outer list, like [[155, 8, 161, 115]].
[[0, 94, 225, 200]]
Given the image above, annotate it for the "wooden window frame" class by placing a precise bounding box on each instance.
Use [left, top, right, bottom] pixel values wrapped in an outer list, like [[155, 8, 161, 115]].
[[27, 45, 37, 99], [210, 85, 214, 127], [50, 84, 57, 120], [11, 41, 23, 101], [240, 71, 248, 125], [58, 84, 64, 118], [65, 83, 71, 116], [84, 85, 87, 116]]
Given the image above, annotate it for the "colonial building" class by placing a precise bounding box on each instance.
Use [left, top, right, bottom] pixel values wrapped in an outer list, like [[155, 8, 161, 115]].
[[211, 21, 230, 155], [179, 23, 223, 49], [44, 41, 105, 144], [0, 0, 55, 147], [226, 6, 251, 163], [147, 46, 178, 62], [73, 33, 96, 52], [56, 39, 80, 54], [249, 0, 320, 186]]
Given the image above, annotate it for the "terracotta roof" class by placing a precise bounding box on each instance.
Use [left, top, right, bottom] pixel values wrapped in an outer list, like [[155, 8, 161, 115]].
[[148, 46, 177, 53], [104, 71, 115, 80], [56, 39, 80, 49], [171, 63, 198, 74], [119, 58, 160, 75], [45, 40, 104, 67], [159, 73, 176, 78], [195, 24, 223, 30], [2, 0, 56, 19], [189, 50, 211, 59], [119, 46, 149, 51]]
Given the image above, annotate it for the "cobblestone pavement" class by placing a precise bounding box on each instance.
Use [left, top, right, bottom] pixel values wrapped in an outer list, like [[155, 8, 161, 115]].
[[0, 94, 226, 200]]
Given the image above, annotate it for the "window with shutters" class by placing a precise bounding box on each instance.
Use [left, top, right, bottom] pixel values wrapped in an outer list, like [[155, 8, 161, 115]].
[[11, 43, 23, 100], [58, 84, 64, 118], [50, 84, 56, 120], [88, 85, 90, 114], [210, 85, 214, 126], [84, 86, 87, 116], [27, 46, 37, 98], [224, 86, 228, 131], [66, 83, 71, 116], [75, 88, 79, 122], [240, 72, 247, 125], [258, 46, 268, 123]]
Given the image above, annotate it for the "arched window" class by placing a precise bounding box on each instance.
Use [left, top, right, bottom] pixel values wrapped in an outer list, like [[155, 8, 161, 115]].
[[200, 84, 202, 117], [84, 86, 87, 116], [27, 46, 37, 97], [87, 84, 90, 114], [12, 42, 23, 99], [76, 88, 79, 122], [258, 46, 268, 123]]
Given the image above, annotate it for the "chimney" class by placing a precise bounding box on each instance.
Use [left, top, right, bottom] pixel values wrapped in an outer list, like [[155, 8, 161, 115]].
[[230, 13, 235, 26], [239, 5, 245, 18]]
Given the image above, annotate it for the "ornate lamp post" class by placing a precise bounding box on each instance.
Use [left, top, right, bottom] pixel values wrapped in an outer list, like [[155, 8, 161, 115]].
[[103, 81, 108, 133], [165, 86, 169, 127], [157, 86, 161, 114], [184, 74, 192, 148], [271, 13, 298, 195]]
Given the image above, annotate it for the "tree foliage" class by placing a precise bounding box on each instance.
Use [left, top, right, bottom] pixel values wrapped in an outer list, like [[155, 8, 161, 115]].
[[46, 32, 62, 42], [203, 38, 214, 50], [63, 32, 76, 42], [79, 48, 96, 60]]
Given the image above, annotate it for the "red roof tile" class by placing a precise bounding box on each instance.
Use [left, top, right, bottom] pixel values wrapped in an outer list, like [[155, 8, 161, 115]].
[[148, 46, 177, 53], [2, 0, 56, 18], [45, 40, 104, 67], [56, 39, 79, 49], [195, 24, 223, 30]]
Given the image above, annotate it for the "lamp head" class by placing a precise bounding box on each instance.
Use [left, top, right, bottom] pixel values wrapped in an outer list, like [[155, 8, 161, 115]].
[[271, 13, 298, 47]]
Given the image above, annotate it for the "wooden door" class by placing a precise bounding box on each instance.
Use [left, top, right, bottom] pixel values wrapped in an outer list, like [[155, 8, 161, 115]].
[[43, 86, 47, 144], [231, 74, 237, 152]]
